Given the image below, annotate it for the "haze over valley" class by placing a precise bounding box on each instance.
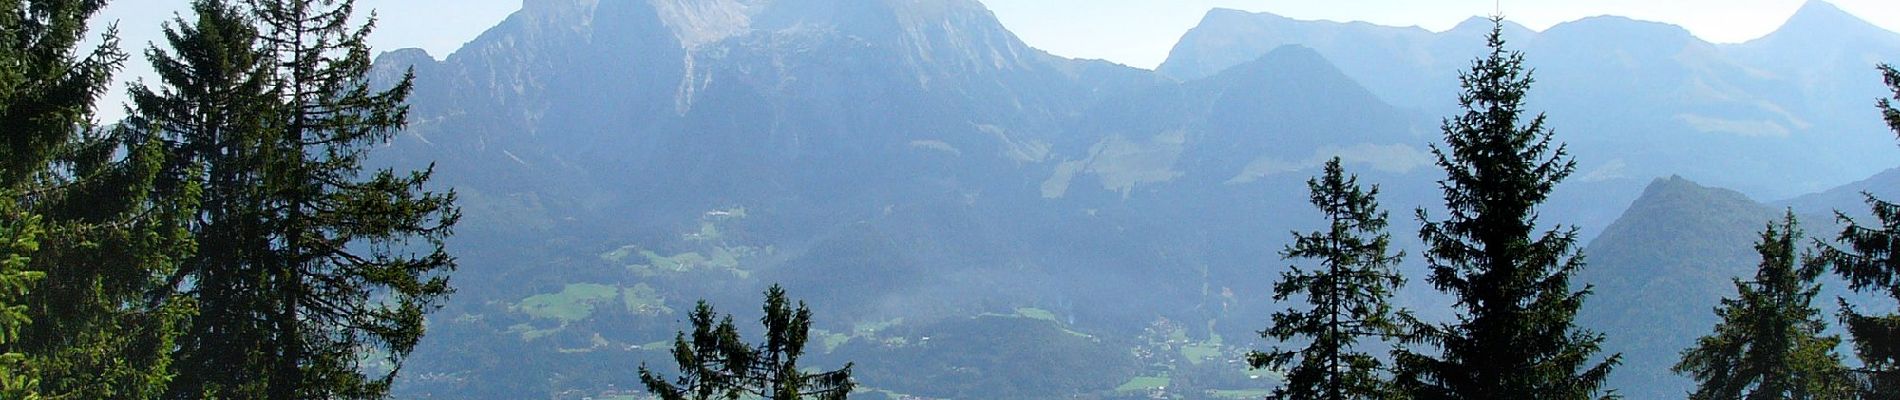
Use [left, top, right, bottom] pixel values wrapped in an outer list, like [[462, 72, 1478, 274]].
[[12, 0, 1900, 399], [349, 1, 1900, 398]]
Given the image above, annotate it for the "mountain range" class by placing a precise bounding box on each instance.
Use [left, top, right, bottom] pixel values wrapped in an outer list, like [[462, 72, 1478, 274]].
[[361, 0, 1900, 398], [1165, 1, 1900, 199]]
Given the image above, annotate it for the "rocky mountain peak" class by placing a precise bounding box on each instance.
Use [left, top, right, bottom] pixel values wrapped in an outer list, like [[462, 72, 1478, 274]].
[[1748, 0, 1893, 46], [744, 0, 1041, 74], [647, 0, 760, 48], [1786, 0, 1869, 30]]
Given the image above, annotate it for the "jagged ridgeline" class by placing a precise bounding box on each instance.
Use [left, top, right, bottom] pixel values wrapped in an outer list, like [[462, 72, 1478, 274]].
[[355, 0, 1900, 398]]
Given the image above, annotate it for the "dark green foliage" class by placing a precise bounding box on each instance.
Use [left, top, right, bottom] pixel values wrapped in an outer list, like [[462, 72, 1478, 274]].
[[133, 0, 459, 398], [239, 4, 457, 394], [1818, 63, 1900, 397], [1249, 157, 1408, 400], [640, 285, 853, 400], [1393, 18, 1619, 400], [253, 0, 461, 393], [132, 1, 276, 397], [1676, 213, 1854, 400], [19, 122, 197, 400], [0, 0, 119, 188], [0, 199, 44, 398], [2, 1, 196, 398]]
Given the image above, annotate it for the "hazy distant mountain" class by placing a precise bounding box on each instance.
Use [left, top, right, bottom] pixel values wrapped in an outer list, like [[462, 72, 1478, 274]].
[[1731, 0, 1900, 91], [1158, 1, 1899, 199], [363, 0, 1900, 398], [1580, 172, 1896, 399], [1157, 10, 1527, 111], [374, 0, 1432, 397], [1782, 167, 1900, 215], [1727, 1, 1900, 193], [1580, 176, 1781, 399]]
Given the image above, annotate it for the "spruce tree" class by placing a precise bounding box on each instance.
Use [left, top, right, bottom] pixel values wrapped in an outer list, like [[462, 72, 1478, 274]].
[[135, 0, 459, 398], [640, 285, 854, 400], [1249, 158, 1409, 400], [1819, 63, 1900, 397], [251, 1, 459, 395], [131, 0, 278, 397], [3, 1, 195, 398], [16, 109, 196, 400], [1392, 18, 1619, 400], [1677, 213, 1854, 400]]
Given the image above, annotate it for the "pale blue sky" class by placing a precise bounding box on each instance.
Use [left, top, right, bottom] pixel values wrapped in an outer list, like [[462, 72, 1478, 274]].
[[86, 0, 1899, 120]]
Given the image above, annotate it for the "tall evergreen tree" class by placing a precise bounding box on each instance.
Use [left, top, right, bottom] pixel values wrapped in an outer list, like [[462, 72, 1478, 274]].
[[17, 107, 196, 400], [131, 0, 278, 397], [1392, 18, 1619, 400], [1819, 63, 1900, 397], [1249, 157, 1409, 400], [3, 1, 195, 398], [1677, 213, 1854, 400], [250, 1, 458, 395], [135, 0, 459, 398], [640, 285, 854, 400]]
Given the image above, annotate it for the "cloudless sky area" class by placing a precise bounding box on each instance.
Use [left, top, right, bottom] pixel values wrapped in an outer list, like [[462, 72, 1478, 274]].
[[87, 0, 1899, 120]]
